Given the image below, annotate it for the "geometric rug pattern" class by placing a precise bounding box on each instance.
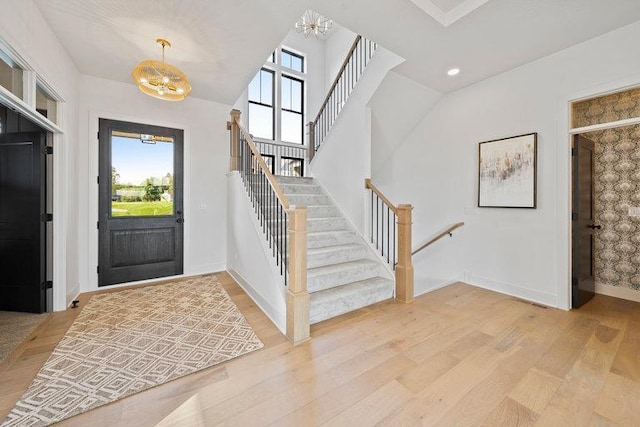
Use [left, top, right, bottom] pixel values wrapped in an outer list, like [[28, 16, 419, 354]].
[[0, 311, 48, 366], [1, 275, 263, 427]]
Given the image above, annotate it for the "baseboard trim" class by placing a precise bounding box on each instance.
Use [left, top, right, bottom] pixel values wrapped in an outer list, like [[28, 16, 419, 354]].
[[187, 263, 226, 276], [414, 273, 465, 297], [595, 282, 640, 303], [227, 268, 286, 334], [467, 274, 558, 308]]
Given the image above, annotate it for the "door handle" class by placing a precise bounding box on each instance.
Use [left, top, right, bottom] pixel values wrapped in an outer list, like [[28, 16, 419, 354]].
[[587, 224, 601, 230]]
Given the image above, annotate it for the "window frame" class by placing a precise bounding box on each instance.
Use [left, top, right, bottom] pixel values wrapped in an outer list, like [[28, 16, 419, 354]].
[[280, 73, 304, 144], [247, 45, 306, 145], [248, 67, 276, 141], [281, 49, 304, 73]]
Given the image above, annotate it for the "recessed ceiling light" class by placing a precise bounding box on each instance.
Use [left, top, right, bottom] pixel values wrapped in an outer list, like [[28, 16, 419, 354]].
[[447, 68, 460, 76]]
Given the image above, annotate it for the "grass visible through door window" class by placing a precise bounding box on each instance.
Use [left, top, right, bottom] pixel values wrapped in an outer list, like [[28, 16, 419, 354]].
[[111, 201, 173, 217], [111, 133, 175, 217]]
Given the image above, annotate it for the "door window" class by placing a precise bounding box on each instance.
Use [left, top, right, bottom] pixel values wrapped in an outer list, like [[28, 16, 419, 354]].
[[110, 131, 174, 217]]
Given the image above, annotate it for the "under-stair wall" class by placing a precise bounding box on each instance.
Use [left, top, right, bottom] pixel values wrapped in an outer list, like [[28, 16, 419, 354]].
[[226, 171, 287, 333], [309, 46, 404, 235]]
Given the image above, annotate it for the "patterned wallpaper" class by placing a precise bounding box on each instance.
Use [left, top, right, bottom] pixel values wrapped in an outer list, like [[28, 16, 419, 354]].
[[586, 125, 640, 290], [572, 87, 640, 129]]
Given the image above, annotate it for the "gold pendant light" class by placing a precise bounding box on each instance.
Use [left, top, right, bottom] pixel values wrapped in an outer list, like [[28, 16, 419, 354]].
[[131, 39, 191, 101]]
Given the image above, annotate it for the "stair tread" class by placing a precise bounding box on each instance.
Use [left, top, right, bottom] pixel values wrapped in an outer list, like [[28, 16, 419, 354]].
[[307, 229, 355, 236], [310, 276, 393, 297], [307, 259, 378, 277], [307, 243, 364, 255], [309, 277, 394, 324]]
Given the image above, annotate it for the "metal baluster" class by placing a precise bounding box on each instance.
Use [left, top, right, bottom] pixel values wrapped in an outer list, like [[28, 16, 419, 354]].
[[393, 212, 396, 268], [376, 195, 379, 250], [370, 190, 374, 243], [386, 206, 390, 263]]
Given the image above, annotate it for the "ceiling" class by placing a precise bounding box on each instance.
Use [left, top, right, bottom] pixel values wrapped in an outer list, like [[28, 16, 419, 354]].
[[34, 0, 640, 104]]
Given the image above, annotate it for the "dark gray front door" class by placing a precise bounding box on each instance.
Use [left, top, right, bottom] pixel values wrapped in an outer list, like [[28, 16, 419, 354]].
[[98, 119, 183, 286], [572, 134, 597, 308], [0, 131, 47, 312]]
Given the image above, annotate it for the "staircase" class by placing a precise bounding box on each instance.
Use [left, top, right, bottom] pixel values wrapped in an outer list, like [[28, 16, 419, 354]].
[[275, 175, 394, 324]]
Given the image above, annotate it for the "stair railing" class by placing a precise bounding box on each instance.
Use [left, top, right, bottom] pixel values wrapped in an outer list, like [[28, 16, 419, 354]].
[[308, 36, 378, 160], [365, 179, 413, 303], [229, 109, 309, 344], [412, 222, 464, 256]]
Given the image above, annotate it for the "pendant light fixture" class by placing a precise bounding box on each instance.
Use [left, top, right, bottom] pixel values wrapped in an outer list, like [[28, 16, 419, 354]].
[[295, 10, 332, 39], [131, 38, 191, 101]]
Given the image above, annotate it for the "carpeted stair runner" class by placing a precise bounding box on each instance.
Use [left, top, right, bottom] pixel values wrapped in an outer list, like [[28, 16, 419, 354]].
[[275, 176, 394, 324]]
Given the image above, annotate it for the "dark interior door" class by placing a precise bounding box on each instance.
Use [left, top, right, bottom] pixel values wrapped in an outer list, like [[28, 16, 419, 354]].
[[572, 134, 598, 308], [0, 131, 46, 313], [98, 119, 183, 286]]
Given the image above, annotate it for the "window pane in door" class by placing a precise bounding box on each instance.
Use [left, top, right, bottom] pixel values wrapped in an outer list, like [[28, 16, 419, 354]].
[[110, 132, 174, 217]]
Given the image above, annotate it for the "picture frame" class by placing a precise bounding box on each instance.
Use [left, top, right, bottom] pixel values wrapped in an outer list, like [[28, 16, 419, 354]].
[[478, 132, 537, 208]]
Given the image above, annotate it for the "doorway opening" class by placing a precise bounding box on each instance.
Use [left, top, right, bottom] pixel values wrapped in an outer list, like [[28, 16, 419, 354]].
[[0, 104, 53, 313], [570, 87, 640, 306], [98, 119, 184, 286]]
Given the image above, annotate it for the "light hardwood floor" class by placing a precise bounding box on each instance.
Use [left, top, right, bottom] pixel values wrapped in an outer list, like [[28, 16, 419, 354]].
[[1, 272, 639, 426]]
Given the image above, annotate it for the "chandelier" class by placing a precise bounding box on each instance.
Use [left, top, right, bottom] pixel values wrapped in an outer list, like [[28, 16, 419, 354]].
[[295, 10, 332, 38], [131, 39, 191, 101]]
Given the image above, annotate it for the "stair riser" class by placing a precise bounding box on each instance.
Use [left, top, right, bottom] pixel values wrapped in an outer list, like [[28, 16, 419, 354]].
[[280, 184, 324, 195], [307, 206, 339, 218], [307, 247, 369, 269], [275, 176, 315, 185], [287, 194, 332, 206], [263, 218, 347, 233], [307, 232, 357, 248], [308, 264, 380, 292], [307, 218, 347, 232], [250, 205, 339, 218], [310, 287, 393, 324]]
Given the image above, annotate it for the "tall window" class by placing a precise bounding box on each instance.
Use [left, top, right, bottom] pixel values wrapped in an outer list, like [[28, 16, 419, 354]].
[[247, 47, 305, 144], [248, 68, 274, 140], [281, 49, 304, 73], [281, 75, 303, 143]]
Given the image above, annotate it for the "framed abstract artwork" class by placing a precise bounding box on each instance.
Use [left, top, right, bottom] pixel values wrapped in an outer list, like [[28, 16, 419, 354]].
[[478, 132, 537, 208]]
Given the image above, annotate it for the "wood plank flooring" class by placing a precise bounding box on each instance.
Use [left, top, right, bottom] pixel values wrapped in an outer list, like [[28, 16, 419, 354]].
[[1, 273, 639, 426]]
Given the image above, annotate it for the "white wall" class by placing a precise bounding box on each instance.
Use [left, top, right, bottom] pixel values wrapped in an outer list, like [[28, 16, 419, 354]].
[[369, 71, 442, 177], [226, 172, 286, 333], [311, 48, 404, 234], [375, 20, 640, 308], [77, 75, 231, 292], [0, 0, 80, 310], [324, 26, 358, 93]]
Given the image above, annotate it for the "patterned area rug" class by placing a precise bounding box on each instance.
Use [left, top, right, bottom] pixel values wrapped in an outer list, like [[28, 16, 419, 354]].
[[2, 275, 263, 426], [0, 311, 48, 365]]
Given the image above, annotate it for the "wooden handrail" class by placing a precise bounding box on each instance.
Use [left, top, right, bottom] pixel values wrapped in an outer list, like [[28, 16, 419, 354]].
[[365, 178, 398, 214], [232, 113, 290, 210], [313, 35, 362, 125], [365, 178, 413, 303], [412, 222, 464, 256]]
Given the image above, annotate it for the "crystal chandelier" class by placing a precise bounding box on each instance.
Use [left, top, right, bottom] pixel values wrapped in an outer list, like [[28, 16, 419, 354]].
[[295, 10, 332, 39], [131, 39, 191, 101]]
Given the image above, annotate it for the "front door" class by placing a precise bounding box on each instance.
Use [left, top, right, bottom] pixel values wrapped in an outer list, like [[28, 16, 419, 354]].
[[98, 119, 184, 286], [572, 134, 598, 308], [0, 131, 47, 312]]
